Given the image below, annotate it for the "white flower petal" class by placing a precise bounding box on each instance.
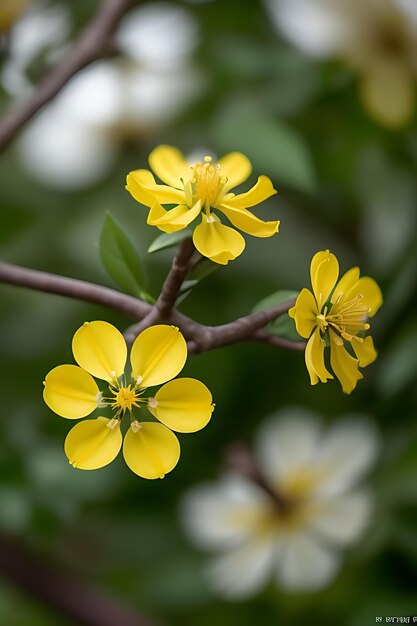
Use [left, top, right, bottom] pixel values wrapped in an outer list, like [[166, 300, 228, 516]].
[[308, 490, 372, 545], [116, 2, 198, 70], [124, 65, 203, 127], [278, 533, 340, 591], [265, 0, 349, 57], [19, 109, 115, 190], [254, 407, 322, 486], [181, 474, 269, 550], [57, 61, 124, 126], [394, 0, 417, 24], [207, 536, 278, 599], [314, 417, 380, 496]]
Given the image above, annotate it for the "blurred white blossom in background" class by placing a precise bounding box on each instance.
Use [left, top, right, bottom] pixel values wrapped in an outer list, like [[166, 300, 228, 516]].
[[181, 408, 379, 599], [1, 1, 70, 98], [266, 0, 417, 128], [15, 2, 203, 190]]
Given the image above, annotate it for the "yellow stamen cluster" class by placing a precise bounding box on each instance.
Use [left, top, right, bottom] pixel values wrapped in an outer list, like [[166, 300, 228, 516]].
[[191, 156, 227, 211], [113, 385, 141, 412], [325, 294, 371, 343]]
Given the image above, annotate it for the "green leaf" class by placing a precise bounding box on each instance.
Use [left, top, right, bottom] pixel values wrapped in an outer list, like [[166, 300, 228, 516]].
[[147, 229, 193, 254], [176, 259, 220, 305], [99, 212, 153, 302], [188, 257, 220, 282], [213, 102, 316, 193], [253, 289, 299, 313], [253, 290, 299, 340]]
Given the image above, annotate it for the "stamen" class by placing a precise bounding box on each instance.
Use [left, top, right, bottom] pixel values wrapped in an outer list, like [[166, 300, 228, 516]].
[[131, 420, 142, 433], [148, 397, 158, 409], [191, 156, 226, 209], [96, 391, 107, 408], [107, 417, 119, 430]]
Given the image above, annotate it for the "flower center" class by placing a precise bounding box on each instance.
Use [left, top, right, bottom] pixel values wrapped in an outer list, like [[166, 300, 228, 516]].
[[113, 385, 140, 412], [191, 156, 227, 211], [325, 294, 371, 341], [316, 313, 328, 331]]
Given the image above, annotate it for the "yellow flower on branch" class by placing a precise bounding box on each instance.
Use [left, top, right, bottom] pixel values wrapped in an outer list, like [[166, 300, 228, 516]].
[[43, 322, 214, 479], [126, 145, 279, 264], [289, 250, 382, 394]]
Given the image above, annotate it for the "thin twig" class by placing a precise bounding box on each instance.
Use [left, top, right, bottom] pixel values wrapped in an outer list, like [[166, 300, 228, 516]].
[[125, 238, 195, 338], [0, 262, 152, 319], [0, 0, 132, 152], [186, 299, 298, 353], [0, 534, 159, 626], [0, 262, 301, 353], [253, 329, 306, 351], [225, 442, 289, 512]]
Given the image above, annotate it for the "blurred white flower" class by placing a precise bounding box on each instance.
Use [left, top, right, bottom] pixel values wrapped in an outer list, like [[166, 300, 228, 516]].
[[1, 2, 70, 98], [181, 408, 379, 598], [17, 3, 202, 190], [116, 2, 198, 70], [266, 0, 417, 127]]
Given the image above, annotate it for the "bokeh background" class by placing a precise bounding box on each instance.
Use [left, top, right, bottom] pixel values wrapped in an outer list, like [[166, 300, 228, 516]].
[[1, 0, 417, 624]]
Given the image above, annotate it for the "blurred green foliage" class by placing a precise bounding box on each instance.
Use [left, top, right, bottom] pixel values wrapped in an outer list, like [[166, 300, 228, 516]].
[[1, 0, 417, 624]]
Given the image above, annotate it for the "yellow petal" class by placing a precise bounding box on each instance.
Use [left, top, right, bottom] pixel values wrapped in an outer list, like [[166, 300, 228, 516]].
[[224, 176, 277, 209], [288, 288, 318, 339], [218, 203, 279, 238], [192, 213, 245, 265], [149, 145, 189, 187], [43, 364, 99, 419], [343, 277, 383, 318], [217, 152, 252, 192], [123, 422, 180, 479], [64, 417, 122, 470], [360, 62, 414, 129], [130, 325, 187, 387], [72, 321, 127, 382], [352, 336, 377, 368], [310, 250, 339, 311], [305, 327, 333, 385], [331, 267, 360, 304], [126, 170, 185, 208], [147, 200, 201, 233], [151, 378, 214, 433], [329, 331, 363, 394]]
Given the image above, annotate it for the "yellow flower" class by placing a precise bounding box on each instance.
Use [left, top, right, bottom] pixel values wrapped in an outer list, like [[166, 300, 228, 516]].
[[126, 145, 279, 264], [289, 250, 383, 394], [43, 322, 214, 479]]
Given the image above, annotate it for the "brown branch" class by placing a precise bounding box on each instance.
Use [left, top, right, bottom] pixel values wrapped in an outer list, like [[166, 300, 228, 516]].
[[253, 329, 306, 351], [0, 261, 302, 353], [186, 299, 298, 353], [0, 0, 132, 152], [225, 442, 288, 512], [0, 534, 159, 626], [125, 238, 196, 339], [0, 262, 152, 319]]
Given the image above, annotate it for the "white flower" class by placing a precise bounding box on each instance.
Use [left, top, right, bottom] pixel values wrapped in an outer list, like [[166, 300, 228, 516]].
[[17, 3, 203, 190], [266, 0, 417, 127], [181, 407, 379, 599]]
